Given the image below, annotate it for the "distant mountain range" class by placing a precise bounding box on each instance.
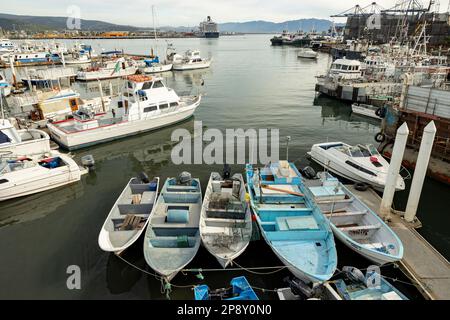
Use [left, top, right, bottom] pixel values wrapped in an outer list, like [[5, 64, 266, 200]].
[[0, 13, 341, 33]]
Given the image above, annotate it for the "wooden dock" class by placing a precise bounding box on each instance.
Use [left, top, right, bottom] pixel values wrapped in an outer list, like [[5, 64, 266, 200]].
[[347, 185, 450, 300]]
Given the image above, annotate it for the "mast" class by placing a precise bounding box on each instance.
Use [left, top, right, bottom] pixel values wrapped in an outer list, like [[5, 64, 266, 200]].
[[152, 5, 157, 57]]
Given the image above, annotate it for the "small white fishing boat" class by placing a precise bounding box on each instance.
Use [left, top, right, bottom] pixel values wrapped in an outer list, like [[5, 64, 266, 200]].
[[297, 48, 318, 59], [98, 174, 159, 252], [308, 142, 406, 192], [305, 172, 403, 265], [0, 119, 51, 157], [200, 172, 252, 268], [140, 57, 173, 74], [143, 172, 202, 282], [351, 103, 383, 120], [64, 50, 91, 65], [47, 75, 201, 150], [172, 50, 211, 71], [76, 58, 138, 81], [0, 151, 86, 201]]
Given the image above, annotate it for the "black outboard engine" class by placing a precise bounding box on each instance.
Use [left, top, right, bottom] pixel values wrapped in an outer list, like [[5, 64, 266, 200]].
[[285, 277, 314, 299], [178, 171, 192, 186], [223, 163, 231, 179], [138, 172, 150, 184], [302, 166, 317, 180], [81, 155, 95, 172]]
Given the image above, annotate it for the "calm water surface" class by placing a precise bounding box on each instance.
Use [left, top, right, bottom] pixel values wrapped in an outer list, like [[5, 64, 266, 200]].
[[0, 35, 447, 299]]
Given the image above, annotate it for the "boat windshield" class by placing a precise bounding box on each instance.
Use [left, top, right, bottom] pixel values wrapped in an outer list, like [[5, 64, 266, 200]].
[[367, 144, 380, 156], [349, 146, 364, 157]]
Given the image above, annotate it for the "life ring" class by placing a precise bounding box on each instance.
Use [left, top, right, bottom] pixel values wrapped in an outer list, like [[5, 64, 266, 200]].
[[354, 182, 369, 192], [375, 132, 386, 143]]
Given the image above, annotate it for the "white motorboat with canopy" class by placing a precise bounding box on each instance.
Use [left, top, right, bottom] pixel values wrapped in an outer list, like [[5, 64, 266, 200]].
[[308, 142, 406, 191]]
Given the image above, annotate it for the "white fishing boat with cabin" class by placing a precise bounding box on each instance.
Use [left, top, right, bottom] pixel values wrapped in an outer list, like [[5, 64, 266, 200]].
[[76, 58, 138, 81], [305, 172, 403, 265], [0, 71, 11, 96], [47, 75, 201, 150], [98, 174, 159, 252], [172, 50, 211, 71], [308, 142, 406, 192], [200, 172, 252, 268], [0, 151, 86, 201]]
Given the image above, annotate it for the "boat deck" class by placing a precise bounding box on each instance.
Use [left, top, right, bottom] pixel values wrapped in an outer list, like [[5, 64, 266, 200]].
[[347, 184, 450, 300], [55, 115, 124, 133]]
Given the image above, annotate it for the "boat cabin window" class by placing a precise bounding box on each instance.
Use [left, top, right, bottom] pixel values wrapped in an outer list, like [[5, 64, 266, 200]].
[[159, 103, 169, 110], [142, 82, 152, 90], [0, 179, 8, 184], [152, 81, 164, 89], [127, 81, 134, 89], [357, 145, 372, 157], [144, 105, 157, 113], [170, 102, 178, 107]]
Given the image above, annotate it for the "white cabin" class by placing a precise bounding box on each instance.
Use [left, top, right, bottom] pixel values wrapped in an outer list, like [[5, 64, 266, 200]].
[[329, 59, 363, 80]]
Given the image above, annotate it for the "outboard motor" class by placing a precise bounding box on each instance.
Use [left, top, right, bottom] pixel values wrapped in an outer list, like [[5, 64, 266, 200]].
[[138, 172, 150, 184], [81, 155, 95, 172], [302, 166, 317, 180], [178, 171, 192, 185], [285, 277, 314, 299], [223, 163, 231, 179]]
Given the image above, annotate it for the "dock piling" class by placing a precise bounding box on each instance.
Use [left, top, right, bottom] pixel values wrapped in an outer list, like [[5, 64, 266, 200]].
[[380, 122, 409, 220], [404, 121, 436, 223]]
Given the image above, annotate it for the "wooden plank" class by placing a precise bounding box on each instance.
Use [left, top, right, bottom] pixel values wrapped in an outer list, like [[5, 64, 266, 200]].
[[261, 184, 304, 197]]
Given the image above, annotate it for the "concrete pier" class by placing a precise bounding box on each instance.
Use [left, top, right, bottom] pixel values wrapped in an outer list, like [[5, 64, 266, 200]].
[[347, 185, 450, 300]]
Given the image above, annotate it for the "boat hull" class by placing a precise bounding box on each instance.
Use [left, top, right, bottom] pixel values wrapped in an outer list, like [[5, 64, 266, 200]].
[[351, 104, 382, 120], [76, 67, 137, 81], [142, 63, 173, 73], [172, 60, 211, 71], [0, 154, 83, 201], [48, 97, 201, 150]]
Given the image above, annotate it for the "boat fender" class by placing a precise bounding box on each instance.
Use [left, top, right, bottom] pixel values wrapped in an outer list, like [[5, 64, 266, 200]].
[[354, 182, 369, 192], [138, 172, 150, 184], [302, 166, 317, 180], [375, 107, 386, 118], [374, 132, 386, 143]]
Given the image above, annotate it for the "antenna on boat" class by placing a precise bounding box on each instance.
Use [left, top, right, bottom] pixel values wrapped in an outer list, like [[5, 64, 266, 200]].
[[0, 87, 5, 124], [286, 136, 291, 161]]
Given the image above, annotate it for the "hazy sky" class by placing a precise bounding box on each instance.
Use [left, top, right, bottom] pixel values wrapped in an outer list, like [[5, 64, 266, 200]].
[[2, 0, 448, 27]]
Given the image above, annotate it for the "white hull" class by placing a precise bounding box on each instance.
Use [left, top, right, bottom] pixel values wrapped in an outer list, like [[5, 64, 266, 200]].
[[1, 86, 11, 96], [173, 60, 211, 71], [332, 228, 400, 265], [76, 67, 137, 81], [298, 52, 318, 59], [0, 153, 83, 201], [65, 59, 91, 65], [308, 144, 405, 192], [0, 134, 50, 157], [352, 104, 381, 120], [142, 63, 173, 73], [48, 97, 200, 150]]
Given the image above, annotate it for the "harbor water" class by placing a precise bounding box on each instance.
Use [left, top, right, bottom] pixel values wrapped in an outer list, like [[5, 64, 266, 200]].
[[0, 35, 447, 299]]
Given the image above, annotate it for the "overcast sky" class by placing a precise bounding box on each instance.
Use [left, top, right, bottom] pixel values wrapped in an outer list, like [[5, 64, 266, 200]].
[[2, 0, 449, 27]]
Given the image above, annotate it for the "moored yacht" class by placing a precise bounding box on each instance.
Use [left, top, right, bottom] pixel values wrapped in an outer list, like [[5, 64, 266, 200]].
[[172, 50, 211, 71], [0, 151, 86, 201], [297, 48, 318, 59], [47, 74, 201, 150], [308, 142, 406, 192], [0, 119, 51, 157]]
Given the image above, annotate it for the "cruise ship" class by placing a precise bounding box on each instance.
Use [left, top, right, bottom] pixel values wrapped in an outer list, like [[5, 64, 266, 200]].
[[199, 16, 219, 38]]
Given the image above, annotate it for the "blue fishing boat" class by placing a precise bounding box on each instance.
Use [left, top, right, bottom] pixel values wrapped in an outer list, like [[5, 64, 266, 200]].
[[245, 161, 337, 284], [194, 276, 259, 300], [143, 172, 202, 282]]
